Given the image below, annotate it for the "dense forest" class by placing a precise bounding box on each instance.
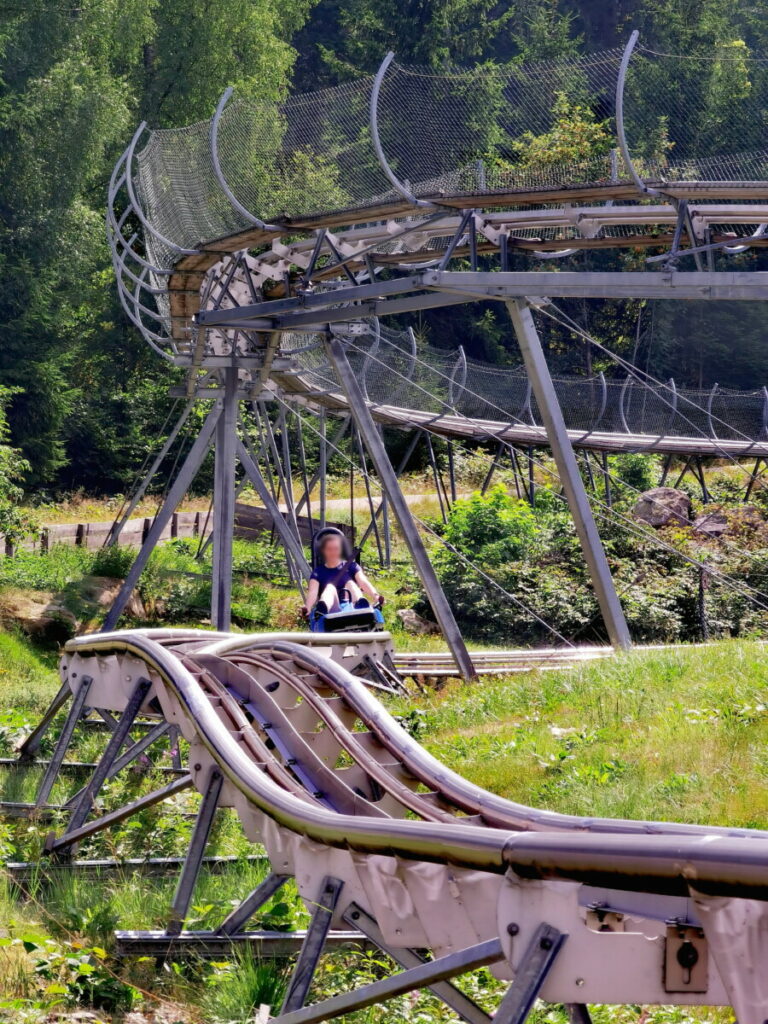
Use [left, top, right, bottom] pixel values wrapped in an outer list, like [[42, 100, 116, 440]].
[[2, 0, 768, 494]]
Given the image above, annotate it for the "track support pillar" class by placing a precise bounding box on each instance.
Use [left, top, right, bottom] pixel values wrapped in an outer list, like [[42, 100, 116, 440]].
[[34, 677, 93, 809], [326, 336, 476, 681], [281, 876, 343, 1014], [506, 300, 631, 650], [167, 768, 223, 935], [495, 922, 566, 1024]]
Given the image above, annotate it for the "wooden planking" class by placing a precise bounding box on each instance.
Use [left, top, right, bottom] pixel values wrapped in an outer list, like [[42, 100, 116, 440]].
[[234, 503, 353, 545]]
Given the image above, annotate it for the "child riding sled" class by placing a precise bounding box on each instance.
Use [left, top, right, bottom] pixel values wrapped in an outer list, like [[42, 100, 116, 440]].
[[300, 527, 384, 631]]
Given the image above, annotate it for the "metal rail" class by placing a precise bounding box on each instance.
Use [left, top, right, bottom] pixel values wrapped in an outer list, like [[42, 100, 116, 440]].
[[10, 627, 767, 1018]]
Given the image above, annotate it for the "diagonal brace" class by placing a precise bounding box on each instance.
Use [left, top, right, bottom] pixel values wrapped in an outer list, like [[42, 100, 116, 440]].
[[270, 935, 504, 1024], [281, 876, 344, 1013]]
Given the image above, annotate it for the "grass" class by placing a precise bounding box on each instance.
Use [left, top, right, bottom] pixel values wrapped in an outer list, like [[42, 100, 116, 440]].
[[0, 634, 764, 1020], [389, 640, 768, 829]]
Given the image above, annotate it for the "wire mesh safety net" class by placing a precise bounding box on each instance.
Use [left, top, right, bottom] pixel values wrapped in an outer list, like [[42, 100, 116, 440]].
[[279, 321, 768, 446], [131, 42, 768, 273]]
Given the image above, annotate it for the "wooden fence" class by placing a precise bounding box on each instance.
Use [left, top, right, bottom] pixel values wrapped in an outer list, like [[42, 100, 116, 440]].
[[5, 504, 351, 556]]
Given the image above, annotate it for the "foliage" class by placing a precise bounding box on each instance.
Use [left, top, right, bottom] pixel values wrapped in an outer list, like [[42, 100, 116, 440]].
[[0, 389, 36, 545], [19, 937, 135, 1011], [0, 0, 318, 490], [508, 91, 613, 170], [425, 474, 768, 646], [441, 485, 538, 560]]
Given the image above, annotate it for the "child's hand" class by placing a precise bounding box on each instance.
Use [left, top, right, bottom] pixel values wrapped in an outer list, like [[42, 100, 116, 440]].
[[298, 604, 309, 619]]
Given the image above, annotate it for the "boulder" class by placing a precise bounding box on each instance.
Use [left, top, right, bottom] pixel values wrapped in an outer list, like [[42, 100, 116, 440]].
[[632, 487, 691, 528], [397, 607, 440, 635], [77, 576, 145, 619], [693, 510, 729, 538], [0, 591, 78, 644]]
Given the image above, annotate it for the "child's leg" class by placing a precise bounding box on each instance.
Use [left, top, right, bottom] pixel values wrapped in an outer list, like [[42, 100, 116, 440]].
[[346, 579, 371, 608], [317, 584, 341, 613]]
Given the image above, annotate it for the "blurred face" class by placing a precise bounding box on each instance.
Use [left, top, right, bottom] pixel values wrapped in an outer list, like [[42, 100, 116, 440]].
[[321, 535, 343, 564]]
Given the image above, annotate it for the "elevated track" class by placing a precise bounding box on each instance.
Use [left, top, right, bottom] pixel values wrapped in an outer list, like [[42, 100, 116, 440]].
[[6, 628, 767, 1023]]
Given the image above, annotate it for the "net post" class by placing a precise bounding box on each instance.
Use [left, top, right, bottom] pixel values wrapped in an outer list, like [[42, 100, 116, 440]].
[[370, 52, 433, 209], [615, 30, 660, 197]]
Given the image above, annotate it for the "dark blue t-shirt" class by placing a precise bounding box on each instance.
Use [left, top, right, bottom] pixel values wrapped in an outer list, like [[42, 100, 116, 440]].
[[310, 560, 361, 591]]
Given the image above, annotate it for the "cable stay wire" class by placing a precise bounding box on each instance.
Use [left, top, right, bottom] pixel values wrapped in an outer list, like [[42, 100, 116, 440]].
[[536, 301, 768, 489], [349, 326, 768, 558], [265, 393, 575, 647], [277, 387, 768, 649], [269, 381, 768, 649], [335, 336, 768, 614]]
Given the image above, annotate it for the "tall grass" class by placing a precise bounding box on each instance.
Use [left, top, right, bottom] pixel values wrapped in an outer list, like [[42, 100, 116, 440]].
[[388, 640, 768, 828]]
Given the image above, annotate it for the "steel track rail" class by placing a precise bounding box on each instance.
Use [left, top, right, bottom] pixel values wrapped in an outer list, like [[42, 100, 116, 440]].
[[274, 372, 768, 458], [60, 631, 768, 898]]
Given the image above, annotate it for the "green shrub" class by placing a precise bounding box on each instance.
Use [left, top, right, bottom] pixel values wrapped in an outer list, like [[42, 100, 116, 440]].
[[90, 544, 137, 579], [0, 545, 91, 591]]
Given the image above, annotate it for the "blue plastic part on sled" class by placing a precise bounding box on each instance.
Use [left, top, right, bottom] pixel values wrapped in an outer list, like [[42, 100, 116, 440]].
[[310, 600, 384, 634]]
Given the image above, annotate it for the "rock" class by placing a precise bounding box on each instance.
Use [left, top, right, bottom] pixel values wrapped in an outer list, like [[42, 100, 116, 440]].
[[78, 575, 145, 618], [693, 510, 729, 538], [0, 590, 78, 643], [549, 725, 578, 739], [632, 487, 691, 528], [693, 505, 768, 542], [397, 607, 440, 635]]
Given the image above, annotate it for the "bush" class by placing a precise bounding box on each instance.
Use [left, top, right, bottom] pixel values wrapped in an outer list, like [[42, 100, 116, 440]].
[[425, 481, 768, 647], [90, 544, 137, 579], [0, 545, 91, 591]]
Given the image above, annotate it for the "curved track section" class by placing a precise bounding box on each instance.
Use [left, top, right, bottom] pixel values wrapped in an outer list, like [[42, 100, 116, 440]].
[[108, 39, 768, 359], [45, 628, 768, 1021]]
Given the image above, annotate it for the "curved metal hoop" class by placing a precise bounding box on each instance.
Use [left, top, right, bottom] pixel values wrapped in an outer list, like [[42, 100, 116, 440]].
[[370, 53, 433, 209], [664, 377, 678, 435], [724, 223, 768, 255], [123, 123, 200, 256], [448, 346, 467, 409], [706, 383, 719, 439], [361, 318, 382, 402], [210, 88, 278, 231], [615, 31, 660, 197]]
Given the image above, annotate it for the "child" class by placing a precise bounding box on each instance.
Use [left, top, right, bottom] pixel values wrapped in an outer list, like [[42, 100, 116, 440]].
[[301, 530, 383, 619]]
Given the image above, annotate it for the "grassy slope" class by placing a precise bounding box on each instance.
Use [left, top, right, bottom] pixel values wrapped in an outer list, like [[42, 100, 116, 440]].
[[0, 634, 765, 1021], [392, 640, 768, 829]]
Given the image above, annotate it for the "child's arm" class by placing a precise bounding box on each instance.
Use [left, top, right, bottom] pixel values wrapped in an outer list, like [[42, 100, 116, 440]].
[[302, 578, 319, 615], [354, 568, 382, 604]]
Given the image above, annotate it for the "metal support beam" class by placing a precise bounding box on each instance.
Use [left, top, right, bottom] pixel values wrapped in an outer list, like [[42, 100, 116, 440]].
[[507, 301, 631, 650], [17, 682, 71, 763], [167, 769, 224, 935], [343, 904, 493, 1024], [106, 397, 196, 546], [35, 678, 93, 809], [217, 873, 290, 936], [293, 415, 351, 521], [281, 876, 344, 1013], [566, 1005, 593, 1024], [495, 923, 566, 1024], [212, 368, 238, 630], [102, 399, 223, 632], [356, 428, 421, 553], [271, 936, 504, 1024], [45, 775, 193, 855], [63, 678, 152, 835], [236, 439, 311, 579], [326, 336, 477, 681]]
